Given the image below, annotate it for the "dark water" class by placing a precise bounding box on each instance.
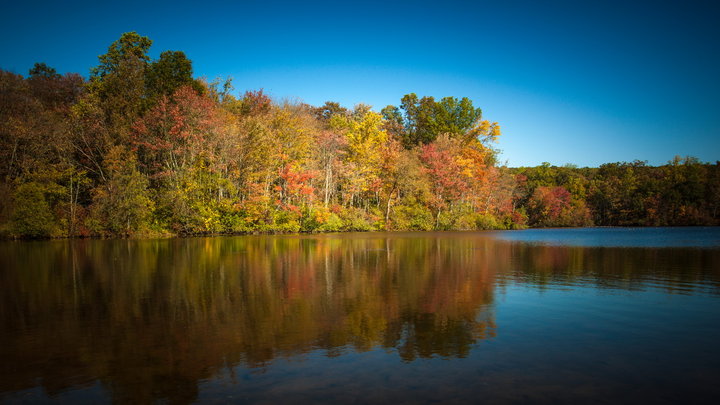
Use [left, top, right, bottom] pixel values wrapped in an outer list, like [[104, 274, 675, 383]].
[[1, 228, 719, 404]]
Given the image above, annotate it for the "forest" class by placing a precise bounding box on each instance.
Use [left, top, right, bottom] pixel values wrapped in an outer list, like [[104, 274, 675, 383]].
[[1, 32, 719, 238]]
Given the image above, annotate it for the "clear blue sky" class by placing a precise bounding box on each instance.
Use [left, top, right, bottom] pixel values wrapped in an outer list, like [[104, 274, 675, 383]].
[[1, 0, 718, 167]]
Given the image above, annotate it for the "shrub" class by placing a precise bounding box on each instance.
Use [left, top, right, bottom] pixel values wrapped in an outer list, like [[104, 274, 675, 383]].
[[390, 204, 434, 231], [11, 182, 56, 237], [339, 206, 374, 231]]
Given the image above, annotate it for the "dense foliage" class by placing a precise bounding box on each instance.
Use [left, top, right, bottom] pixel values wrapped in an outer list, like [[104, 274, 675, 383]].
[[1, 32, 718, 238], [512, 159, 720, 227]]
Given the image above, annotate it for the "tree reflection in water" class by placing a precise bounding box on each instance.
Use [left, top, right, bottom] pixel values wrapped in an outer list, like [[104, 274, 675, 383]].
[[2, 232, 718, 403], [0, 233, 499, 403]]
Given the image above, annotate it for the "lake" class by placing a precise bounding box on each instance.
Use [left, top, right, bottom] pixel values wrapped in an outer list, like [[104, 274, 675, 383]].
[[1, 228, 719, 404]]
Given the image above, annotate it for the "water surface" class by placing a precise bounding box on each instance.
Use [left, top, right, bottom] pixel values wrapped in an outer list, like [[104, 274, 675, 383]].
[[1, 228, 719, 404]]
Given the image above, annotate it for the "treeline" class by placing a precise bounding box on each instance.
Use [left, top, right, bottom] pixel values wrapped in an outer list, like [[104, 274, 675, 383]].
[[1, 32, 718, 238], [513, 159, 720, 227]]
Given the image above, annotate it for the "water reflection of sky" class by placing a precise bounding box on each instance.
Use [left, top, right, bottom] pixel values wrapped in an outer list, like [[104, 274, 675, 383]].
[[494, 227, 720, 248]]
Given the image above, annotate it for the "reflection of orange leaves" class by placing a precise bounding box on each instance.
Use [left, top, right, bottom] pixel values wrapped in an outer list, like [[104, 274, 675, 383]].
[[4, 233, 504, 368]]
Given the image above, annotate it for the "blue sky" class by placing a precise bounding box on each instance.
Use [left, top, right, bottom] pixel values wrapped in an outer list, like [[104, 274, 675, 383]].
[[1, 0, 718, 167]]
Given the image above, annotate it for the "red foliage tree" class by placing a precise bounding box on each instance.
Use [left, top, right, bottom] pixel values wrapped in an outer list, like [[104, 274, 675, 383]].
[[132, 85, 221, 178]]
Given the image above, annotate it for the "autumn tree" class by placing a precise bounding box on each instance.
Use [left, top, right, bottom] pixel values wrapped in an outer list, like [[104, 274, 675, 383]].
[[419, 135, 469, 228], [132, 84, 230, 233], [385, 144, 434, 230], [527, 185, 592, 227], [312, 101, 348, 122], [133, 85, 221, 177], [0, 65, 85, 237], [27, 63, 84, 110], [314, 129, 347, 207], [330, 108, 387, 208], [0, 70, 41, 180]]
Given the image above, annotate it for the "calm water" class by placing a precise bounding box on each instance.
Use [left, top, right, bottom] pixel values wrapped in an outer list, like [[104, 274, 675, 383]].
[[1, 228, 719, 404]]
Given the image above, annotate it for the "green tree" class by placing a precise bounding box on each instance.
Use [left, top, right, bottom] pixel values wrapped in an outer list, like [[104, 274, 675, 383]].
[[398, 93, 483, 147], [91, 32, 153, 79], [88, 146, 153, 236], [380, 104, 404, 139], [88, 31, 153, 144], [146, 50, 203, 99], [28, 62, 60, 79], [11, 181, 57, 237]]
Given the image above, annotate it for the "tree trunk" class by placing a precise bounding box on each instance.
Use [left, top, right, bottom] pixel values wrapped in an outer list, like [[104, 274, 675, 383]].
[[324, 161, 332, 207], [385, 187, 396, 226], [69, 176, 74, 236]]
